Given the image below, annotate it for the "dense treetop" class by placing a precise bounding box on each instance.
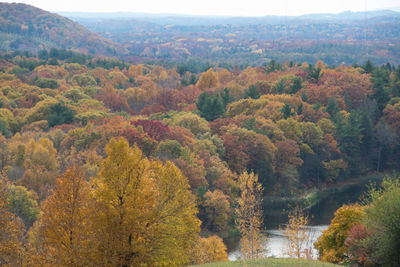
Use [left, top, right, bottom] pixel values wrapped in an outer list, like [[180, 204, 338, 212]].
[[0, 50, 400, 265]]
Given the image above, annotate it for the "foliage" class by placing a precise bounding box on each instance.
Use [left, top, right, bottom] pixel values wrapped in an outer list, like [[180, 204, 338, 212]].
[[196, 92, 225, 121], [281, 207, 312, 259], [281, 103, 295, 119], [203, 190, 231, 231], [35, 77, 59, 89], [173, 112, 211, 135], [0, 46, 399, 265], [19, 137, 58, 199], [72, 73, 97, 87], [344, 223, 371, 266], [96, 91, 129, 112], [361, 176, 400, 266], [91, 137, 200, 266], [0, 178, 24, 266], [6, 185, 39, 227], [28, 166, 93, 266], [244, 85, 261, 99], [157, 139, 183, 159], [191, 236, 228, 264], [314, 204, 365, 264], [47, 103, 75, 127], [236, 172, 264, 259], [197, 68, 219, 90], [0, 3, 119, 56]]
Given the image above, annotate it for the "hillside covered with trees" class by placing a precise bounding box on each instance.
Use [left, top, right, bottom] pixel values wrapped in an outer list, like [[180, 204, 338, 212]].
[[1, 45, 400, 265], [0, 3, 123, 57]]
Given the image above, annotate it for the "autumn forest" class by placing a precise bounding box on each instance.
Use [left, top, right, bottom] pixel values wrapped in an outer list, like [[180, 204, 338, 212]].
[[1, 2, 400, 267]]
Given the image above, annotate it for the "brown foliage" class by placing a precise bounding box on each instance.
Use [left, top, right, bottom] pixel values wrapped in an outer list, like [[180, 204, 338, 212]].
[[95, 91, 129, 112], [275, 139, 303, 173]]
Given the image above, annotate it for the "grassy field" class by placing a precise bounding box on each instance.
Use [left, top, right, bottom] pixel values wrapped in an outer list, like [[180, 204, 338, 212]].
[[191, 258, 339, 267]]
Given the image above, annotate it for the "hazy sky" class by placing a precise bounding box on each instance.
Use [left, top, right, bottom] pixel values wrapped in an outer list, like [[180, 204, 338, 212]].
[[4, 0, 400, 16]]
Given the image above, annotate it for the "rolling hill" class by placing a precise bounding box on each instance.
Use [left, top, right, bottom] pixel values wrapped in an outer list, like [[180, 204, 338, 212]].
[[61, 9, 400, 66], [0, 3, 124, 56]]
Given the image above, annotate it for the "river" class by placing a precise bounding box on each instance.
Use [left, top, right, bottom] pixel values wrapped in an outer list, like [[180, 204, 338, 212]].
[[228, 225, 328, 261], [227, 174, 383, 260]]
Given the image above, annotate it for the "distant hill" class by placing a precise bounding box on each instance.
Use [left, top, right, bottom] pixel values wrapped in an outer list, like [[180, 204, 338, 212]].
[[59, 9, 400, 66], [60, 9, 400, 26], [0, 3, 124, 56]]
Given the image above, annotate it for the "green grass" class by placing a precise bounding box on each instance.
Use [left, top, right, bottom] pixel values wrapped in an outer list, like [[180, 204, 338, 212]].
[[191, 258, 340, 267]]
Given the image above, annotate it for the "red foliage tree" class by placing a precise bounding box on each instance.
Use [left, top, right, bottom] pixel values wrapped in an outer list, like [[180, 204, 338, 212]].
[[131, 120, 172, 141], [345, 224, 371, 265]]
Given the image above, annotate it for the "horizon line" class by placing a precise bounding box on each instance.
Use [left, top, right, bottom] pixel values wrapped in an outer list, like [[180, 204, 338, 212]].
[[55, 8, 400, 18]]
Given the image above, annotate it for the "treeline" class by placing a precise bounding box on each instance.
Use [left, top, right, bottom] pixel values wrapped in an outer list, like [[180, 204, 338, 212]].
[[1, 48, 128, 71], [0, 50, 400, 265]]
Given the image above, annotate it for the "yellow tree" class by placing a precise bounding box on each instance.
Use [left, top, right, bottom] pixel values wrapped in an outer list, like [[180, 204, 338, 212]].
[[314, 204, 365, 264], [236, 171, 264, 259], [91, 137, 157, 266], [148, 161, 200, 266], [19, 137, 58, 200], [29, 166, 94, 266], [91, 137, 201, 266], [191, 235, 228, 264], [0, 177, 24, 266], [281, 207, 312, 259], [196, 68, 219, 90], [128, 65, 143, 78]]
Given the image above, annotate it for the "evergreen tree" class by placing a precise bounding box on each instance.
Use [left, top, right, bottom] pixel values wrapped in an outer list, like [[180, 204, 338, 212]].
[[208, 96, 225, 121], [290, 76, 302, 94], [244, 85, 261, 99], [363, 59, 374, 74], [219, 88, 234, 107], [301, 92, 309, 103], [196, 92, 210, 114], [392, 67, 400, 97], [336, 111, 363, 175], [48, 103, 75, 127], [307, 64, 322, 83], [281, 104, 295, 119], [326, 98, 340, 120], [274, 79, 286, 94], [196, 92, 225, 121], [370, 67, 390, 115], [297, 102, 303, 115], [359, 107, 376, 169], [265, 59, 282, 74]]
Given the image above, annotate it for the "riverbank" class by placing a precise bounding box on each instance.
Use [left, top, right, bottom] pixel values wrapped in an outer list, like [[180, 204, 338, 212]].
[[223, 173, 384, 255], [262, 172, 385, 227], [191, 258, 339, 267]]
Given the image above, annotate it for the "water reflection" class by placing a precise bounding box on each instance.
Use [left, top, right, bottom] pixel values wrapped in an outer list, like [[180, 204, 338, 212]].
[[228, 225, 328, 261]]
